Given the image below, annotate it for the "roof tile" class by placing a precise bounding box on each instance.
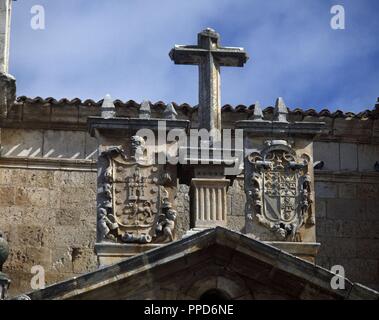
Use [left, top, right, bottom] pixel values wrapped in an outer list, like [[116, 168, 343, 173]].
[[15, 96, 379, 120]]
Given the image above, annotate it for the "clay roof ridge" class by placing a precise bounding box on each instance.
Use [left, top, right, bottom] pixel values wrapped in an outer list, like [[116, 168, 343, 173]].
[[14, 96, 377, 119]]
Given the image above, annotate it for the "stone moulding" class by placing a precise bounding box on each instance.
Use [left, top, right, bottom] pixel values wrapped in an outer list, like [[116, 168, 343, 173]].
[[95, 242, 164, 267], [236, 120, 327, 136], [315, 170, 379, 183], [0, 156, 97, 171], [87, 117, 190, 137], [178, 146, 243, 167], [265, 241, 320, 261], [3, 99, 377, 145]]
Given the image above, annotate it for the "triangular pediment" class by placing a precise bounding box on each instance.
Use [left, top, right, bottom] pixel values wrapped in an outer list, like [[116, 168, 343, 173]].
[[24, 227, 378, 300]]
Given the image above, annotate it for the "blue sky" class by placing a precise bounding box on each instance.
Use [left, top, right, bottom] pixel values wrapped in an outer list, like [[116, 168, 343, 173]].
[[9, 0, 379, 112]]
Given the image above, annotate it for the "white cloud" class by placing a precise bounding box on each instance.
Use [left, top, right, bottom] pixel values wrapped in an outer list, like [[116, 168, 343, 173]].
[[9, 0, 379, 112]]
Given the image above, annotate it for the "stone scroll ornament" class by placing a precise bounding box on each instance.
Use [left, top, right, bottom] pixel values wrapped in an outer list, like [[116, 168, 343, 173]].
[[97, 136, 177, 244], [246, 140, 314, 241]]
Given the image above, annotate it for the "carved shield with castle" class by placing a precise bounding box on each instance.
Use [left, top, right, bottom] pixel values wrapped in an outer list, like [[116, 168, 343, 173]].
[[113, 161, 164, 240], [97, 136, 177, 244]]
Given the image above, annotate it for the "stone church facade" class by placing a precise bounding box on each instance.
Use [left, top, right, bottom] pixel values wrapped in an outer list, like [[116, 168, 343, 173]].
[[0, 0, 378, 299]]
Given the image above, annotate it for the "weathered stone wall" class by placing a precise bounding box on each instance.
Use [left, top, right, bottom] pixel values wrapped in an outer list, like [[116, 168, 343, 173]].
[[0, 167, 97, 296], [314, 141, 379, 172], [1, 128, 98, 159], [224, 175, 379, 291], [219, 139, 379, 290], [313, 141, 379, 291], [315, 177, 379, 291], [1, 140, 378, 295]]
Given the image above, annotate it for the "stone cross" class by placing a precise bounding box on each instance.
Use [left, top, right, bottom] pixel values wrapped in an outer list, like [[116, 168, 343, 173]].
[[169, 28, 248, 131], [0, 0, 13, 74]]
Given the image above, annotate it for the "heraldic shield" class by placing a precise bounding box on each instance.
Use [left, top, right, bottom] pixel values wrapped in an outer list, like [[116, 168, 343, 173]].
[[96, 136, 177, 245], [246, 140, 313, 241]]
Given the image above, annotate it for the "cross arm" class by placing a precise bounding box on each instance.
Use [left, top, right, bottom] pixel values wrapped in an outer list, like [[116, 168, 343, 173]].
[[169, 45, 207, 65], [212, 47, 249, 67], [169, 45, 249, 67]]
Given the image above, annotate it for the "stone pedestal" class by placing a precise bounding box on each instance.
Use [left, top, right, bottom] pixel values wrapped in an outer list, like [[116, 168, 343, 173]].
[[178, 146, 242, 236], [191, 178, 229, 228]]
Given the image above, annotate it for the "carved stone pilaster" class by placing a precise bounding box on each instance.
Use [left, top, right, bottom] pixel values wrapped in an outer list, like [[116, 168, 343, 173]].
[[178, 146, 242, 236], [191, 178, 229, 228]]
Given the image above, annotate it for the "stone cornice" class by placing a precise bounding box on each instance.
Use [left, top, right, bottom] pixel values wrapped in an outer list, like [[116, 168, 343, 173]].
[[314, 170, 379, 184], [235, 120, 326, 137], [0, 156, 97, 171], [87, 117, 190, 136], [1, 98, 378, 144]]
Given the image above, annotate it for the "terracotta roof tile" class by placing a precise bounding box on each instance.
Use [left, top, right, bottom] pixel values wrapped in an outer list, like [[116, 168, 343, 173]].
[[15, 96, 378, 120]]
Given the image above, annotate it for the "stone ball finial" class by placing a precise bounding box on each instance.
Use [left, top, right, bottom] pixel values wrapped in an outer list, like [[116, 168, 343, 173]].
[[0, 231, 10, 272], [200, 27, 219, 37], [204, 27, 216, 33], [198, 28, 220, 46]]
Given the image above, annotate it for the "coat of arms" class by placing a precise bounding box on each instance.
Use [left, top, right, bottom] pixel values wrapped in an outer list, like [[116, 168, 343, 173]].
[[246, 140, 313, 241], [97, 135, 177, 244]]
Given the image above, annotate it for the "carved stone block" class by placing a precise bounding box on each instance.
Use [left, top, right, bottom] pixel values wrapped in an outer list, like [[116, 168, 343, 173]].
[[97, 137, 178, 245], [88, 116, 189, 266], [245, 140, 314, 242], [191, 178, 229, 228], [236, 107, 325, 260]]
